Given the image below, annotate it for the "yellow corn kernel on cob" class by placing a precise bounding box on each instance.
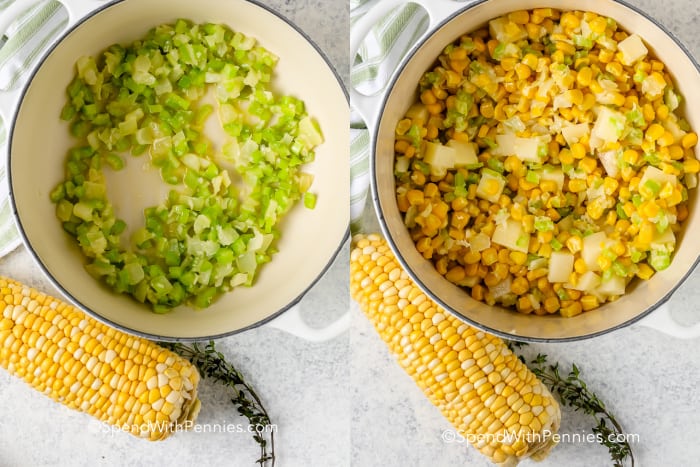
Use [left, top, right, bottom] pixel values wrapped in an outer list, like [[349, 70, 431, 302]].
[[0, 277, 201, 440], [350, 234, 561, 466]]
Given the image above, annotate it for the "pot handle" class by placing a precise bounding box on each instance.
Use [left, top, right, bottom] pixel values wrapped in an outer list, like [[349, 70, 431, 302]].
[[265, 304, 350, 342], [636, 303, 700, 339], [0, 0, 106, 124], [349, 0, 465, 129]]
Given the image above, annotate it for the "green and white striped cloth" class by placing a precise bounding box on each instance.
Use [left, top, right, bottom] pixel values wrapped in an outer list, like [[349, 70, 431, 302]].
[[0, 0, 68, 257], [350, 0, 428, 234]]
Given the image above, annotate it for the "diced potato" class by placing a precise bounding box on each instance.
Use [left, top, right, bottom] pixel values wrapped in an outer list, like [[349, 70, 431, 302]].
[[548, 251, 574, 282], [662, 117, 686, 143], [488, 17, 527, 44], [561, 123, 589, 146], [591, 107, 626, 145], [446, 139, 479, 167], [405, 102, 429, 126], [641, 72, 666, 99], [581, 232, 608, 271], [571, 271, 601, 292], [552, 93, 573, 110], [597, 150, 620, 178], [639, 165, 677, 190], [492, 134, 542, 162], [617, 34, 648, 65], [489, 276, 512, 299], [469, 232, 491, 252], [597, 275, 626, 297], [424, 141, 456, 177], [541, 167, 565, 190], [476, 169, 506, 203], [492, 219, 528, 253], [652, 228, 675, 247]]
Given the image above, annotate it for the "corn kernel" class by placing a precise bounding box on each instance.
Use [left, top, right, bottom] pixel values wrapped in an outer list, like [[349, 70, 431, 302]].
[[636, 263, 655, 280], [558, 148, 574, 165], [645, 123, 665, 141], [509, 251, 528, 266], [682, 132, 698, 149], [589, 16, 607, 34], [514, 63, 532, 80], [574, 258, 587, 274], [420, 90, 437, 105], [683, 158, 700, 174], [580, 295, 599, 311], [658, 131, 675, 147], [567, 179, 587, 193], [566, 236, 583, 254], [605, 62, 623, 79], [510, 277, 530, 295], [576, 66, 593, 87], [521, 53, 537, 70], [656, 104, 669, 121], [560, 11, 580, 29], [561, 302, 583, 317], [578, 157, 597, 173]]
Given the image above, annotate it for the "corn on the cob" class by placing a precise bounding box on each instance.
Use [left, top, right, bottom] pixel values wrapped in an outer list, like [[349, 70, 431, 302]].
[[0, 277, 201, 440], [351, 234, 560, 466]]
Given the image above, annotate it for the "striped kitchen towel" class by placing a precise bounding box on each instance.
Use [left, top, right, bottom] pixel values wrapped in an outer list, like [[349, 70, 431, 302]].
[[0, 0, 68, 258], [349, 0, 428, 233]]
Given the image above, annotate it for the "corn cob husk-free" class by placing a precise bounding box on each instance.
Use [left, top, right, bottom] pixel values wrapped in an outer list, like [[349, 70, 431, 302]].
[[0, 277, 201, 440], [351, 234, 561, 466]]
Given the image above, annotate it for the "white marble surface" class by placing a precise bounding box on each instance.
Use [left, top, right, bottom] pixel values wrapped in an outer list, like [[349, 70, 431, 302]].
[[351, 1, 700, 467], [0, 0, 350, 466]]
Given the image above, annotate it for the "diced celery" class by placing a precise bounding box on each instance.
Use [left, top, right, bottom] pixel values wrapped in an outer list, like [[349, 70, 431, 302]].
[[303, 192, 317, 210], [52, 19, 322, 312]]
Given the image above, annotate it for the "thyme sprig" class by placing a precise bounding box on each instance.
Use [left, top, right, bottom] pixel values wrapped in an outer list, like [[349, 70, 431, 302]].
[[527, 353, 634, 467], [507, 341, 634, 467], [163, 341, 275, 466]]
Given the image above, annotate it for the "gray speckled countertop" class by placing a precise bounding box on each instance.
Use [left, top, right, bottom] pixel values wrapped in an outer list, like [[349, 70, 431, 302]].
[[2, 0, 700, 467], [0, 0, 350, 466]]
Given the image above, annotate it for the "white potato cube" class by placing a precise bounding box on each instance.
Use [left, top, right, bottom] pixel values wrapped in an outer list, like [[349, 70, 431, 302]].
[[640, 165, 677, 188], [571, 271, 601, 292], [548, 251, 574, 283], [562, 122, 589, 146], [423, 142, 456, 177], [618, 34, 648, 65], [597, 275, 626, 297], [489, 17, 527, 43], [469, 232, 491, 252], [581, 232, 608, 271], [446, 139, 479, 167], [492, 219, 528, 253], [476, 170, 506, 203], [591, 107, 626, 144], [492, 134, 542, 162], [597, 150, 620, 178], [541, 167, 565, 190]]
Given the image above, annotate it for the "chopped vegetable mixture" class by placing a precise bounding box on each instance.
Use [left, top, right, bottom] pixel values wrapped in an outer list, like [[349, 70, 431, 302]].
[[52, 19, 323, 312], [394, 8, 698, 316]]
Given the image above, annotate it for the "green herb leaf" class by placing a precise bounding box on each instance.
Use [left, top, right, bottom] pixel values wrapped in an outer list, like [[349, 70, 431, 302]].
[[163, 341, 276, 466]]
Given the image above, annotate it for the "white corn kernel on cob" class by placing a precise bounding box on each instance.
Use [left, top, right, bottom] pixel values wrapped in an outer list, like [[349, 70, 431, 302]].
[[0, 277, 201, 440], [350, 234, 561, 466]]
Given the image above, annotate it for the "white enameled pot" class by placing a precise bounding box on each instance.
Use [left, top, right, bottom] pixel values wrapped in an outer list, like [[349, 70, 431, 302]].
[[5, 0, 350, 341], [351, 0, 700, 341]]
